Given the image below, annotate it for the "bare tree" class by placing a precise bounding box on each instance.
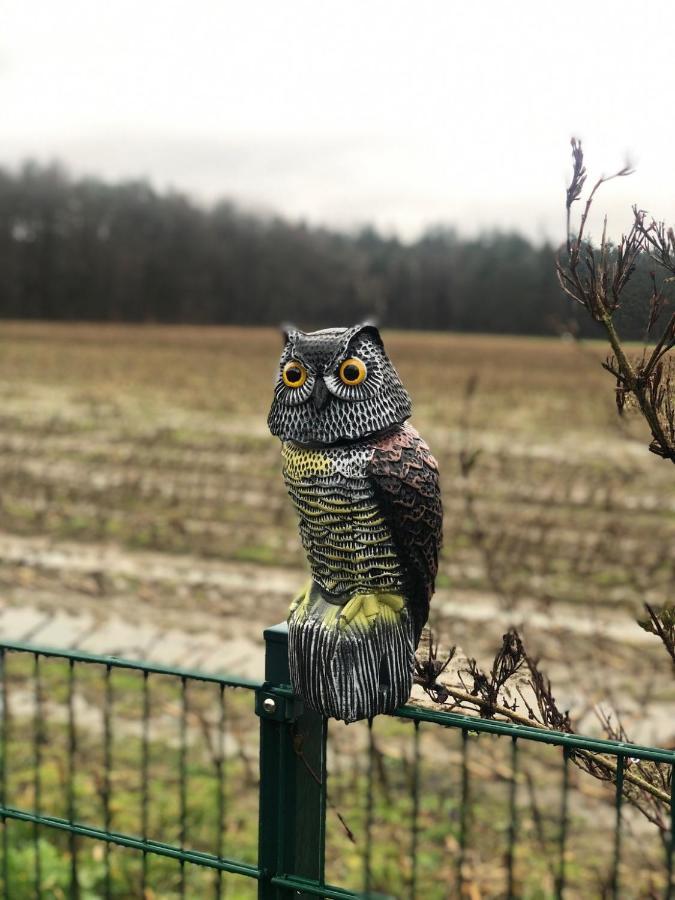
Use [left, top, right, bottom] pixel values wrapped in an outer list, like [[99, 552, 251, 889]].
[[556, 138, 675, 464]]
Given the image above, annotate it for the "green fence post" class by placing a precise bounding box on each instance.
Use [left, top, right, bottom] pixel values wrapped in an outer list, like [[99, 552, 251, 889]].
[[257, 623, 328, 900]]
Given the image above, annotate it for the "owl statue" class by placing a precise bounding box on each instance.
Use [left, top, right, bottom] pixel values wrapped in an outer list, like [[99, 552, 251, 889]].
[[268, 324, 442, 723]]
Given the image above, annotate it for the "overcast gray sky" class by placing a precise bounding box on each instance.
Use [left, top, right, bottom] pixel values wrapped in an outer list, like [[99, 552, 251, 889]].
[[2, 1, 674, 242]]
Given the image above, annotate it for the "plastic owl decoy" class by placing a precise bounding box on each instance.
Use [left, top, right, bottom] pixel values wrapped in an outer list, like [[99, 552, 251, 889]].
[[268, 324, 442, 723]]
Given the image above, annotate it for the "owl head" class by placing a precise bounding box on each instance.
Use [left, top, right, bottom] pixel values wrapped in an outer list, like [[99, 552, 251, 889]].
[[267, 324, 411, 445]]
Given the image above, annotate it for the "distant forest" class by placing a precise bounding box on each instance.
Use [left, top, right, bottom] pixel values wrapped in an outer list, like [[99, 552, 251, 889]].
[[0, 162, 660, 338]]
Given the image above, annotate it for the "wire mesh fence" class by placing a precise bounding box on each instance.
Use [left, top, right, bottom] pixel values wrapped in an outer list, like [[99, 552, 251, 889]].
[[0, 640, 262, 898], [0, 628, 673, 899], [334, 709, 674, 898]]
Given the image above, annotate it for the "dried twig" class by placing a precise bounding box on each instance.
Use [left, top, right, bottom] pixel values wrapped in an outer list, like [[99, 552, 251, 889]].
[[638, 603, 675, 668], [414, 630, 673, 824]]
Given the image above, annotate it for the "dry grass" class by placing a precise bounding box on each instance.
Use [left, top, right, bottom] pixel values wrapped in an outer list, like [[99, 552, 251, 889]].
[[2, 322, 674, 661]]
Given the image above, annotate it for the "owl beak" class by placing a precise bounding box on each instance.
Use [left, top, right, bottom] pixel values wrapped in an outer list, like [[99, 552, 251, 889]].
[[312, 378, 330, 411]]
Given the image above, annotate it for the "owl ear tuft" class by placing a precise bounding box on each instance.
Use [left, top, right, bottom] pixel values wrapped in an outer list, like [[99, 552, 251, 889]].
[[354, 321, 384, 349], [280, 321, 298, 345]]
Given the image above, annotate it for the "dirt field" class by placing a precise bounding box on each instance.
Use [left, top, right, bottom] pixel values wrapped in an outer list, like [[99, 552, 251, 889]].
[[1, 321, 674, 742]]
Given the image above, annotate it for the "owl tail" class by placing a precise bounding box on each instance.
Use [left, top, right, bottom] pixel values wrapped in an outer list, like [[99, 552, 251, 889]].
[[288, 584, 414, 723]]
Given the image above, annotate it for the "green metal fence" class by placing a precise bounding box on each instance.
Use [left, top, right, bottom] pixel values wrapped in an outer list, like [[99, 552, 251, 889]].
[[0, 624, 673, 899]]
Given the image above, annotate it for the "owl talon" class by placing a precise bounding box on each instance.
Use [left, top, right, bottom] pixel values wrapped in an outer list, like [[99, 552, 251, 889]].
[[362, 594, 380, 622], [379, 593, 405, 615], [338, 592, 406, 631], [288, 581, 312, 619], [337, 595, 364, 629]]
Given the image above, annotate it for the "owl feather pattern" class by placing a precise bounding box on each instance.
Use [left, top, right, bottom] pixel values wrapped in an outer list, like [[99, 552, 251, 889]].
[[268, 324, 442, 722]]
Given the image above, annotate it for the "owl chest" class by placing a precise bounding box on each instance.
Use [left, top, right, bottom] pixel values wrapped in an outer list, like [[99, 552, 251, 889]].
[[281, 442, 404, 596], [281, 443, 375, 534]]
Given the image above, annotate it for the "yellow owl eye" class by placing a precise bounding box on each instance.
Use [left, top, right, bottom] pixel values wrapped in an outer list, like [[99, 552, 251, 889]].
[[339, 357, 367, 385], [282, 360, 307, 388]]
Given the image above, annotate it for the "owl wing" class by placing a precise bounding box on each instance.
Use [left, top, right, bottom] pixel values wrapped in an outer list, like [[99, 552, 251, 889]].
[[367, 425, 443, 645]]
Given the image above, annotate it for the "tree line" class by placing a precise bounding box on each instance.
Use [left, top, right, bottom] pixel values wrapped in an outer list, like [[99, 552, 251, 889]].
[[0, 161, 659, 338]]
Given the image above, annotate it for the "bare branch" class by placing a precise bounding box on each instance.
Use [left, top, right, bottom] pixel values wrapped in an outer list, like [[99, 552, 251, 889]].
[[415, 629, 673, 829], [557, 140, 675, 463], [638, 603, 675, 668]]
